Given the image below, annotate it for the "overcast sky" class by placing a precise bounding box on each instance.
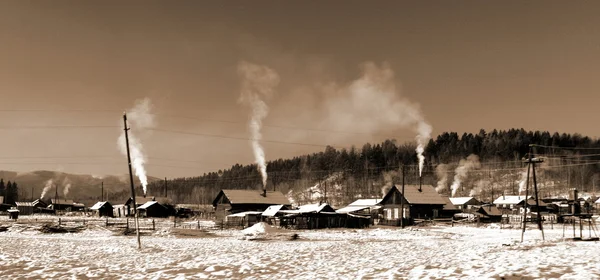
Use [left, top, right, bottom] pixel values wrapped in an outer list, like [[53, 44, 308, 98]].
[[1, 1, 599, 178]]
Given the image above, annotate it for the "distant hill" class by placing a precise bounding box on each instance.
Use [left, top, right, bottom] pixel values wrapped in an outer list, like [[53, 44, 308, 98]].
[[0, 170, 161, 207]]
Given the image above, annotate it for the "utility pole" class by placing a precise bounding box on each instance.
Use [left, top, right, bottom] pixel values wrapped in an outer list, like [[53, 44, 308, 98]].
[[521, 145, 545, 242], [123, 113, 141, 249], [400, 165, 405, 228], [101, 181, 104, 201], [520, 156, 531, 242], [164, 177, 167, 198]]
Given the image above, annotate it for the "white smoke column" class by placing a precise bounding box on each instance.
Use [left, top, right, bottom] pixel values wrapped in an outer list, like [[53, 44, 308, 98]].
[[435, 164, 449, 193], [118, 98, 155, 196], [40, 179, 53, 199], [323, 62, 432, 176], [63, 183, 72, 197], [469, 179, 488, 197], [237, 61, 280, 188], [518, 170, 528, 194], [450, 154, 481, 197]]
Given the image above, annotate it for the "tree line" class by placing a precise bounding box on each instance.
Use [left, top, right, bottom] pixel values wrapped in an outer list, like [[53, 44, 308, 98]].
[[147, 129, 600, 206], [0, 179, 19, 205]]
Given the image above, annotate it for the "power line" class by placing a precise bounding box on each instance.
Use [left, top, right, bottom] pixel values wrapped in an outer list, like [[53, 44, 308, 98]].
[[532, 144, 600, 151]]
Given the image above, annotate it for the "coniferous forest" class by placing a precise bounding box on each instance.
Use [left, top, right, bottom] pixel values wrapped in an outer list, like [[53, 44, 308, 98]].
[[145, 129, 600, 206]]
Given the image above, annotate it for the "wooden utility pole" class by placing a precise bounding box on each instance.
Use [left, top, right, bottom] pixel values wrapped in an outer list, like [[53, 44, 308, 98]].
[[520, 157, 531, 242], [101, 181, 104, 201], [123, 113, 141, 249], [164, 177, 167, 198], [400, 165, 405, 228]]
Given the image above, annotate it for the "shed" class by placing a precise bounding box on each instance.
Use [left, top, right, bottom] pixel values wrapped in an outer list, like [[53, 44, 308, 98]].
[[475, 205, 503, 223], [8, 209, 19, 219], [90, 201, 114, 217], [212, 189, 291, 221]]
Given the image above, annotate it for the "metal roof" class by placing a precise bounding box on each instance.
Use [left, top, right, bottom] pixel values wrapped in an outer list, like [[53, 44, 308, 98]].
[[213, 189, 291, 206]]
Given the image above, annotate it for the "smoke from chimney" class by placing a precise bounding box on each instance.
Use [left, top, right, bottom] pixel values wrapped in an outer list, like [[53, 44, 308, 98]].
[[237, 61, 280, 190], [450, 154, 481, 197], [40, 179, 53, 199], [118, 98, 155, 196], [435, 163, 449, 193]]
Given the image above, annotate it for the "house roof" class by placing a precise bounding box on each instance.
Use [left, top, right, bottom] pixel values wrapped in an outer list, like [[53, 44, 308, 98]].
[[336, 198, 382, 214], [476, 205, 503, 217], [51, 199, 75, 205], [493, 195, 532, 205], [449, 197, 479, 206], [137, 201, 164, 210], [16, 202, 34, 207], [596, 197, 600, 204], [385, 185, 446, 205], [348, 199, 381, 207], [262, 205, 285, 217], [90, 201, 112, 210], [440, 196, 458, 210], [297, 203, 335, 213], [213, 189, 291, 206]]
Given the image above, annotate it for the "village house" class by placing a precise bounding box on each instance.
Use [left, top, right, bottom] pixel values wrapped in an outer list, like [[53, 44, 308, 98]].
[[15, 199, 48, 215], [50, 198, 85, 212], [379, 184, 447, 226], [212, 189, 291, 221], [493, 195, 533, 212], [474, 204, 503, 223], [440, 195, 461, 218], [137, 201, 170, 218], [449, 197, 482, 211], [90, 201, 114, 217]]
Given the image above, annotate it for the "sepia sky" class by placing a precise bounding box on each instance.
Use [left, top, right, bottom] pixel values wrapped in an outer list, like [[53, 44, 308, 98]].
[[0, 0, 599, 178]]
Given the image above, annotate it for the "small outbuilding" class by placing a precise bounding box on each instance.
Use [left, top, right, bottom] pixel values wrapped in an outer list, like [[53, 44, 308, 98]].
[[90, 201, 114, 217], [449, 197, 482, 211], [137, 201, 170, 218]]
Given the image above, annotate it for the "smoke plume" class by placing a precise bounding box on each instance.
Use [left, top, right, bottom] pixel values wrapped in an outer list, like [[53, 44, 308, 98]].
[[518, 170, 528, 194], [321, 62, 432, 176], [435, 163, 449, 193], [450, 154, 481, 197], [62, 176, 72, 197], [381, 170, 399, 197], [118, 98, 155, 196], [469, 179, 489, 197], [238, 61, 280, 188], [40, 179, 53, 199]]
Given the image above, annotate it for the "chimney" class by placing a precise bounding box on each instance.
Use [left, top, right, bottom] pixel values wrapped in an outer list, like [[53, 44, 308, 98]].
[[419, 176, 422, 192], [142, 185, 146, 198], [262, 187, 267, 197]]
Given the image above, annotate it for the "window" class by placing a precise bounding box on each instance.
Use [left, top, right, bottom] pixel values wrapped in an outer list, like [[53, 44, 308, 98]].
[[394, 208, 399, 219]]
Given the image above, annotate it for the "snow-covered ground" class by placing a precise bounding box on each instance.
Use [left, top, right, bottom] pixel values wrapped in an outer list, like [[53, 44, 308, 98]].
[[0, 219, 599, 279]]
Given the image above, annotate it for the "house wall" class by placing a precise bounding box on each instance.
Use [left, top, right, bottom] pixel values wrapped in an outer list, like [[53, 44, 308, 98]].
[[16, 206, 34, 215]]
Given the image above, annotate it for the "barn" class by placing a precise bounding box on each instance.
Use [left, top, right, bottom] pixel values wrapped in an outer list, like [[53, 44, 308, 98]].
[[379, 184, 446, 226], [212, 189, 291, 221]]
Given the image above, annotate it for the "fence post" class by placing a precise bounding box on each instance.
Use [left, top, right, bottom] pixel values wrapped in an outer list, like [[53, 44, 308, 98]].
[[58, 218, 61, 226], [126, 218, 129, 230], [197, 220, 200, 229], [173, 217, 176, 228], [152, 219, 155, 231]]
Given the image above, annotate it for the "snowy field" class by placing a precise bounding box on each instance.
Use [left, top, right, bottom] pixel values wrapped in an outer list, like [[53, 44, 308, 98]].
[[1, 219, 599, 279]]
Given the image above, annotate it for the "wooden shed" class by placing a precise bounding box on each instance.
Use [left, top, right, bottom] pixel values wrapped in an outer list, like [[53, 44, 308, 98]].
[[90, 201, 114, 217], [137, 201, 169, 218]]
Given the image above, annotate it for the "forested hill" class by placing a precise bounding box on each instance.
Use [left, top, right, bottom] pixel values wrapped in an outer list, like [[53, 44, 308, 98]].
[[148, 129, 600, 206]]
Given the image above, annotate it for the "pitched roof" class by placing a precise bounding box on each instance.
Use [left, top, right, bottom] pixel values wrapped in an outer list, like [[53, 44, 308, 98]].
[[90, 201, 112, 210], [213, 189, 291, 206], [348, 199, 381, 207], [297, 203, 335, 213], [449, 197, 479, 206], [596, 197, 600, 204], [390, 184, 446, 205], [16, 202, 34, 207], [262, 205, 284, 217], [440, 196, 458, 210], [476, 205, 502, 217], [493, 195, 532, 205], [138, 201, 164, 210], [51, 199, 75, 205]]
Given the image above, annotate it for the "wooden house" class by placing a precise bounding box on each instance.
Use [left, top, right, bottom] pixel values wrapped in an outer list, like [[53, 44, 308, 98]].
[[474, 204, 503, 223], [336, 199, 382, 224], [124, 196, 156, 216], [440, 195, 461, 218], [449, 197, 482, 211], [379, 184, 446, 226], [137, 201, 170, 218], [90, 201, 114, 217], [212, 189, 291, 221], [50, 198, 85, 212]]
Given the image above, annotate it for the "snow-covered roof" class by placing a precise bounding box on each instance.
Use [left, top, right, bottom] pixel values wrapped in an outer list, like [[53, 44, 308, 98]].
[[90, 201, 111, 210], [381, 185, 446, 205], [137, 201, 159, 210], [348, 199, 381, 207], [227, 211, 263, 217], [493, 195, 532, 205], [595, 197, 600, 204], [262, 205, 284, 217], [336, 206, 370, 214], [297, 203, 334, 213], [449, 197, 477, 206]]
